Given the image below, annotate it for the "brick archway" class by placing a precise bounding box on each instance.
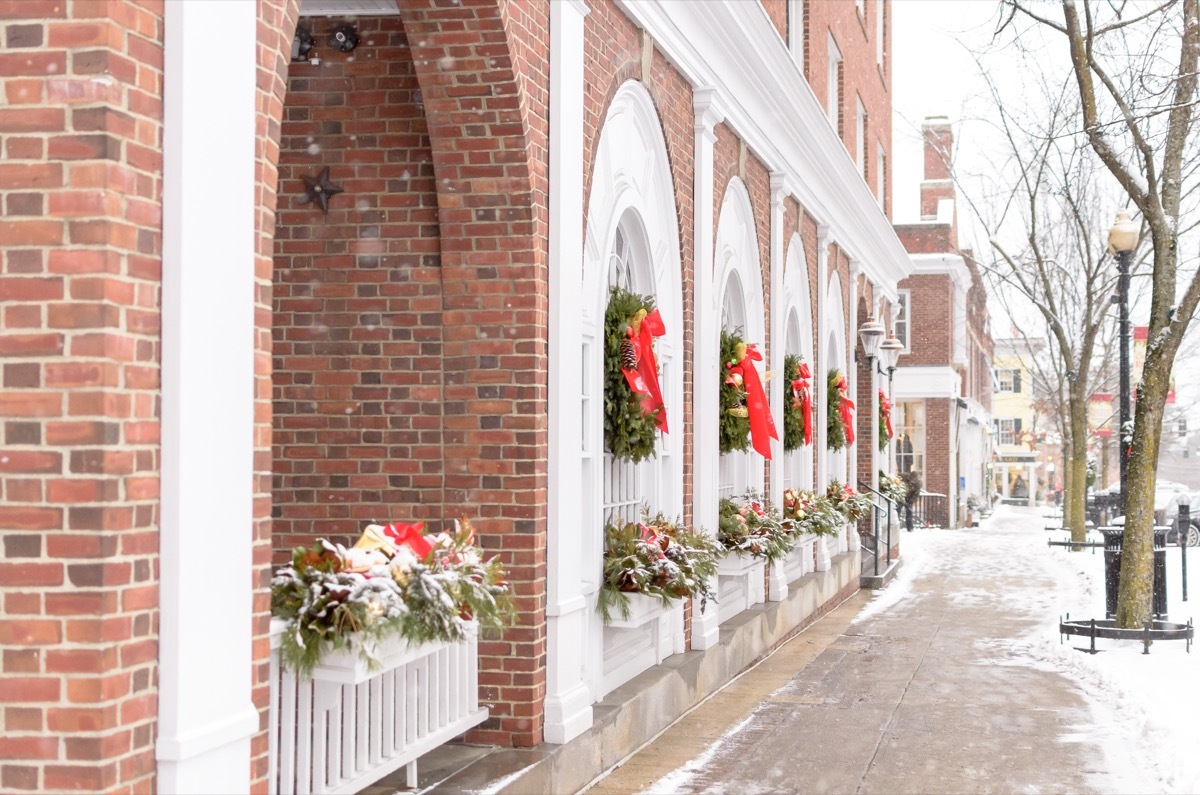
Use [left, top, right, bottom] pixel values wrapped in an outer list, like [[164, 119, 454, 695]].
[[251, 3, 546, 779]]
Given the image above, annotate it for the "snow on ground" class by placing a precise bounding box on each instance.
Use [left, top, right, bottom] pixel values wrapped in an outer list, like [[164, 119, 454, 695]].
[[871, 504, 1200, 794]]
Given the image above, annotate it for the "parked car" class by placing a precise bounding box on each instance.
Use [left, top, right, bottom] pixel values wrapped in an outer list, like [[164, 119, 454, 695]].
[[1111, 507, 1200, 547]]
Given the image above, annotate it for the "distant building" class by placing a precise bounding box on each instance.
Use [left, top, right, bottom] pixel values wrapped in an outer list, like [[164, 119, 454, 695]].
[[892, 117, 995, 526], [991, 337, 1049, 506]]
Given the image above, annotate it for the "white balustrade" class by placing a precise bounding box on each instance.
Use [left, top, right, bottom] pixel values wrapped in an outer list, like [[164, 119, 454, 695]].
[[268, 620, 488, 795]]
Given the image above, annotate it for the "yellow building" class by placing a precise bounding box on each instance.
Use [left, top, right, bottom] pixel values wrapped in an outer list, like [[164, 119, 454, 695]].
[[991, 337, 1047, 506]]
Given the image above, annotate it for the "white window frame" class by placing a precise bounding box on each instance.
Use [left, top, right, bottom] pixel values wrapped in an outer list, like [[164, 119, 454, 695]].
[[826, 34, 842, 131], [876, 141, 886, 207], [855, 97, 867, 176], [894, 289, 910, 350], [788, 0, 805, 68], [876, 0, 885, 66], [996, 418, 1019, 446], [576, 81, 686, 704]]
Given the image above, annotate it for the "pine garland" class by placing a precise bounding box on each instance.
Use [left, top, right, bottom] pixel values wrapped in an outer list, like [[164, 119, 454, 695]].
[[827, 368, 848, 452], [597, 514, 720, 624], [717, 493, 794, 562], [271, 520, 514, 676], [604, 286, 660, 462], [783, 353, 807, 452], [719, 328, 752, 454]]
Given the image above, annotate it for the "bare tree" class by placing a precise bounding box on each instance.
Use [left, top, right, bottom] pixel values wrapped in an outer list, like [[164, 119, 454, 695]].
[[1000, 0, 1200, 627], [947, 53, 1128, 546]]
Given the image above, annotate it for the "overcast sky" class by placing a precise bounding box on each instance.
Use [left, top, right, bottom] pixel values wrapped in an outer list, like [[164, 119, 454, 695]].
[[890, 0, 1200, 425]]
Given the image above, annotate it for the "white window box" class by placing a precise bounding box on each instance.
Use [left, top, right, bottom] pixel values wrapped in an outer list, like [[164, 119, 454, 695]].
[[268, 619, 488, 795], [598, 594, 684, 698], [716, 553, 766, 625]]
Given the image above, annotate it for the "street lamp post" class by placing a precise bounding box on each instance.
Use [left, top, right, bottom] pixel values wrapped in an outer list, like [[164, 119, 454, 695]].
[[859, 317, 886, 470], [879, 336, 904, 474], [1108, 210, 1139, 516]]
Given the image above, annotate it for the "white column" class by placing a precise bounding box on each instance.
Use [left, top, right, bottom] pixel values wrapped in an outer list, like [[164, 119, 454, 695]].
[[767, 174, 788, 602], [691, 88, 724, 650], [814, 225, 831, 571], [847, 260, 859, 492], [158, 2, 258, 792], [544, 0, 592, 746], [888, 300, 901, 479]]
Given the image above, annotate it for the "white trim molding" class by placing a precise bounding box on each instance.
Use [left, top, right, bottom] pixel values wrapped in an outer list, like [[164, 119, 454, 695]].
[[892, 366, 962, 401], [614, 0, 911, 300], [579, 79, 686, 702], [690, 87, 724, 651], [545, 0, 592, 746], [158, 1, 257, 791]]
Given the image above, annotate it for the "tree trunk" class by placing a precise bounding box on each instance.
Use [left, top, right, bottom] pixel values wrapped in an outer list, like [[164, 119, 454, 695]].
[[1115, 355, 1172, 627], [1066, 389, 1088, 545], [1063, 447, 1074, 530]]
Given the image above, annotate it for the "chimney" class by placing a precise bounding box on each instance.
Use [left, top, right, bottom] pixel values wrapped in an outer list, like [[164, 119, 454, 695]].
[[919, 116, 956, 245]]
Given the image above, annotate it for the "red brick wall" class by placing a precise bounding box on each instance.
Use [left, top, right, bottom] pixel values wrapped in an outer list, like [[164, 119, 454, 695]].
[[894, 222, 954, 254], [805, 0, 890, 217], [271, 16, 445, 553], [396, 0, 548, 748], [924, 397, 951, 523], [760, 0, 788, 40], [896, 273, 951, 367], [251, 2, 300, 788], [262, 0, 550, 749], [0, 2, 165, 791]]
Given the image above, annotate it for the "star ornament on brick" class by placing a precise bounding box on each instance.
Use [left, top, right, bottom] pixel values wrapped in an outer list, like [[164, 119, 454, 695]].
[[299, 167, 344, 214]]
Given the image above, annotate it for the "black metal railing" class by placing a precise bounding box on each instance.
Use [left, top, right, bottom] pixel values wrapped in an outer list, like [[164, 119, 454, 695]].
[[858, 481, 902, 577], [914, 492, 948, 528]]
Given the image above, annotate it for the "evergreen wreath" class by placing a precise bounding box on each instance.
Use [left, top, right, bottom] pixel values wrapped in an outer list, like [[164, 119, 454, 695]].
[[783, 353, 808, 452], [604, 285, 661, 462], [719, 327, 752, 454], [827, 368, 848, 451]]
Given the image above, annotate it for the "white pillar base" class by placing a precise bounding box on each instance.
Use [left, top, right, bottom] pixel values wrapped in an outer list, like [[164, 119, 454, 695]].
[[767, 561, 788, 601]]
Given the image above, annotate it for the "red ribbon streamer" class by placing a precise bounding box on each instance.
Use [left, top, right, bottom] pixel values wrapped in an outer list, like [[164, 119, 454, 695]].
[[729, 343, 779, 459], [384, 521, 432, 559], [791, 361, 813, 446], [621, 309, 669, 433], [836, 373, 855, 446], [878, 389, 893, 439]]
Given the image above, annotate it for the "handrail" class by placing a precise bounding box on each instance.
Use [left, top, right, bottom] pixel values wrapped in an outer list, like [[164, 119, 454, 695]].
[[856, 481, 896, 576], [857, 480, 901, 507]]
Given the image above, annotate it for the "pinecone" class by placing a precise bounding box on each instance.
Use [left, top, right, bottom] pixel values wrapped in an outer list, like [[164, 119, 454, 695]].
[[620, 338, 638, 370]]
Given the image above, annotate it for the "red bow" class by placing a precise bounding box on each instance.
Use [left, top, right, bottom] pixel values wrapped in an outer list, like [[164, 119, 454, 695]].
[[622, 309, 669, 433], [384, 522, 432, 559], [791, 361, 813, 446], [836, 374, 856, 446], [728, 343, 779, 459], [878, 389, 893, 440]]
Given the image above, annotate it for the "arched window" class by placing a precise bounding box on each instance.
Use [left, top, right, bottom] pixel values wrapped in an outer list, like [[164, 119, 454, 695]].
[[714, 178, 766, 503], [573, 80, 685, 702], [601, 215, 674, 526], [782, 235, 814, 493]]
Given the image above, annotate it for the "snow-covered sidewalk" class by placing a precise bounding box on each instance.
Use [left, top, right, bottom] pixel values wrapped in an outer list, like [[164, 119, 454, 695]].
[[897, 504, 1200, 794], [589, 504, 1200, 795]]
